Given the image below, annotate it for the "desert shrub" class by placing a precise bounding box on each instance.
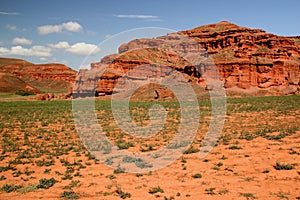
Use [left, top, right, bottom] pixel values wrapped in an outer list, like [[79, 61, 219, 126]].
[[17, 184, 38, 194], [240, 192, 256, 199], [116, 139, 134, 150], [36, 178, 57, 189], [262, 169, 270, 173], [205, 187, 216, 195], [113, 166, 125, 174], [105, 174, 116, 180], [239, 132, 256, 140], [229, 145, 242, 150], [220, 155, 227, 160], [218, 189, 229, 195], [35, 158, 54, 167], [63, 180, 80, 190], [183, 146, 199, 154], [61, 190, 79, 199], [0, 184, 23, 193], [192, 173, 202, 178], [274, 162, 294, 170], [149, 186, 164, 194], [116, 187, 131, 199], [12, 170, 22, 177], [0, 175, 6, 181]]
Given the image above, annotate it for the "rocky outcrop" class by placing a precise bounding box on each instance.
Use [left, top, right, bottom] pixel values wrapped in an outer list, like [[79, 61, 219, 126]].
[[35, 92, 72, 100], [0, 72, 39, 93], [74, 21, 300, 97], [155, 88, 175, 99], [182, 21, 300, 94], [0, 58, 77, 94]]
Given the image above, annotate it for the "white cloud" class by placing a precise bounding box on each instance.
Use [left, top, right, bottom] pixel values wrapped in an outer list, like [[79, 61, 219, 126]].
[[37, 21, 82, 35], [30, 46, 52, 57], [6, 24, 17, 30], [37, 25, 61, 35], [0, 11, 20, 15], [0, 45, 52, 57], [49, 41, 70, 49], [48, 41, 100, 56], [0, 47, 10, 55], [114, 14, 159, 19], [66, 42, 100, 56], [12, 37, 32, 45], [63, 21, 82, 32]]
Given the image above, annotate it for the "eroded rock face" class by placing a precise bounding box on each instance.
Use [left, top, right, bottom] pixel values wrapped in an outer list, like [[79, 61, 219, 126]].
[[74, 21, 300, 97], [155, 88, 175, 99], [181, 21, 299, 94], [0, 58, 77, 94], [0, 72, 40, 93], [1, 64, 75, 83], [35, 91, 72, 100]]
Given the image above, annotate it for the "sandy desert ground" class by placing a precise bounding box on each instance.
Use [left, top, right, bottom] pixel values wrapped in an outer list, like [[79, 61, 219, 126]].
[[0, 95, 299, 199]]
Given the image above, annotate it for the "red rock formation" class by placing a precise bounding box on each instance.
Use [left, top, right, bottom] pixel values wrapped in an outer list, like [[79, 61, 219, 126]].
[[181, 21, 299, 94], [0, 72, 39, 93], [0, 58, 77, 94], [155, 88, 175, 99], [74, 21, 300, 97], [35, 91, 72, 100]]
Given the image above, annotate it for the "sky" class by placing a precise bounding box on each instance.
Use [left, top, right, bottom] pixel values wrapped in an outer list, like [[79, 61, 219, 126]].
[[0, 0, 299, 70]]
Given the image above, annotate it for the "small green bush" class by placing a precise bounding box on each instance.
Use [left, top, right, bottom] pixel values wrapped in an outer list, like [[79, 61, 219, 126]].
[[105, 174, 116, 180], [149, 186, 164, 194], [183, 146, 199, 154], [240, 192, 256, 199], [116, 139, 134, 150], [61, 190, 79, 199], [116, 187, 131, 199], [37, 178, 57, 189], [262, 169, 270, 173], [205, 187, 216, 195], [192, 173, 202, 179], [229, 145, 242, 150], [114, 166, 125, 174], [220, 155, 227, 160], [0, 175, 6, 181], [274, 162, 294, 170]]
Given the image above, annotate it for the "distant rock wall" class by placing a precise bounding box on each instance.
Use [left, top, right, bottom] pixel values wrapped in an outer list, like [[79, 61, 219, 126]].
[[74, 21, 300, 97], [0, 60, 76, 94]]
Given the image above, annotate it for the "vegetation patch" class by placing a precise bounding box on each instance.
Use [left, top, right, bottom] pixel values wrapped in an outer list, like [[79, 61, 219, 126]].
[[274, 162, 295, 170], [149, 186, 164, 194], [0, 184, 23, 193]]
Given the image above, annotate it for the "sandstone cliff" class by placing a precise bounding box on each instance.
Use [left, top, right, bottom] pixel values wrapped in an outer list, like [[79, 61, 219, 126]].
[[75, 21, 300, 97], [0, 58, 76, 94]]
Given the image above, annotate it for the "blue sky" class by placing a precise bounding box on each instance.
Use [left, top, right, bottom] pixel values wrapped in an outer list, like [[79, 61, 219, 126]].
[[0, 0, 299, 70]]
